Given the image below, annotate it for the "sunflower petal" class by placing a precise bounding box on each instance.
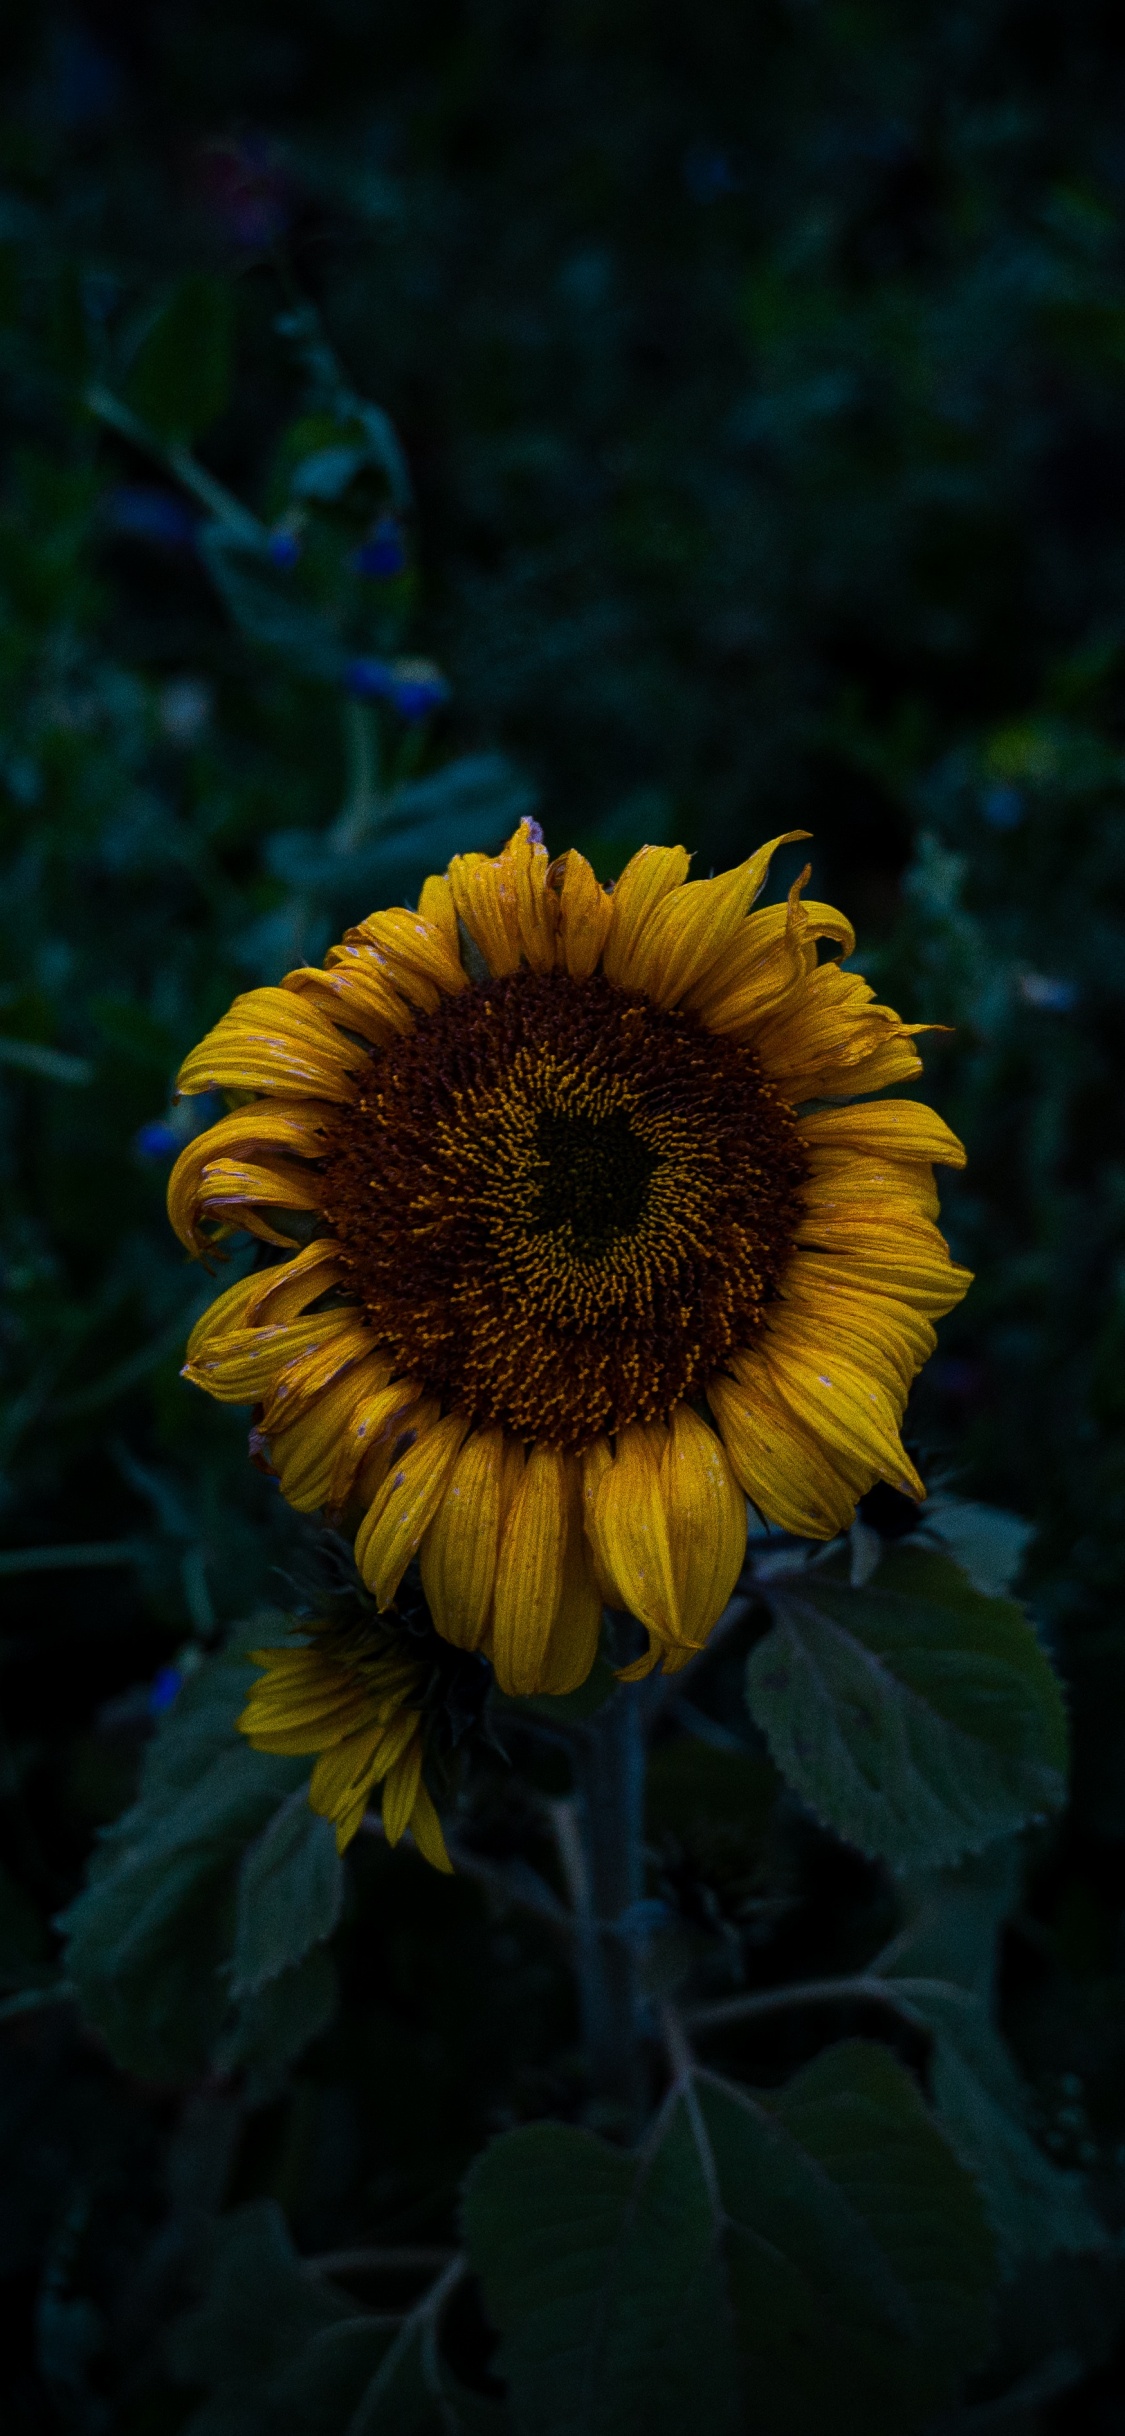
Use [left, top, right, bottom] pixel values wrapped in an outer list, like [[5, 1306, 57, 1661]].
[[447, 851, 521, 976], [640, 831, 809, 1008], [491, 1442, 569, 1697], [579, 1437, 624, 1607], [760, 1336, 924, 1501], [535, 1457, 603, 1694], [503, 819, 558, 975], [381, 1734, 424, 1845], [339, 906, 468, 1004], [270, 1361, 409, 1515], [798, 1100, 966, 1167], [243, 1240, 343, 1326], [168, 1101, 334, 1254], [182, 1308, 343, 1405], [691, 881, 855, 1036], [601, 844, 691, 989], [176, 987, 362, 1101], [418, 872, 461, 961], [708, 1363, 859, 1539], [663, 1404, 747, 1649], [258, 1314, 377, 1433], [585, 1421, 679, 1641], [554, 850, 613, 980], [420, 1426, 507, 1651], [284, 961, 414, 1045], [325, 1372, 422, 1513], [408, 1777, 454, 1872], [355, 1411, 469, 1607]]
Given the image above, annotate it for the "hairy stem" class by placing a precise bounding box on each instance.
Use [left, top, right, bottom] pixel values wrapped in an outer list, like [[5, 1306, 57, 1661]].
[[569, 1685, 647, 2129]]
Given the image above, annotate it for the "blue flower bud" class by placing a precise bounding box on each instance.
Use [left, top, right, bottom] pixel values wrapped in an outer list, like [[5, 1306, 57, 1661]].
[[344, 655, 394, 701], [134, 1119, 180, 1161], [386, 658, 450, 721], [267, 526, 302, 570], [149, 1664, 183, 1717], [354, 517, 407, 578]]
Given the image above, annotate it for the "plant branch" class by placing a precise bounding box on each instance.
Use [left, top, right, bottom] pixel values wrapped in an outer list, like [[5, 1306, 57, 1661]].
[[85, 383, 264, 544], [686, 1974, 928, 2036], [304, 2245, 455, 2277]]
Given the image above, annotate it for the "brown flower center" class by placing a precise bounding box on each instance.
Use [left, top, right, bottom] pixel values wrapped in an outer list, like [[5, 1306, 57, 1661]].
[[319, 971, 806, 1451]]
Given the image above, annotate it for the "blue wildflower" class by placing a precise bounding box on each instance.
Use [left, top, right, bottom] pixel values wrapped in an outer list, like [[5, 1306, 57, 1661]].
[[134, 1119, 180, 1161], [344, 655, 394, 701], [267, 526, 302, 570], [385, 658, 450, 721], [354, 517, 407, 578], [149, 1664, 183, 1717]]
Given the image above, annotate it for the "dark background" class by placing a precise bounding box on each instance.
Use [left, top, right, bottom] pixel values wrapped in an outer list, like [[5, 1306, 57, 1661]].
[[2, 4, 1125, 2428]]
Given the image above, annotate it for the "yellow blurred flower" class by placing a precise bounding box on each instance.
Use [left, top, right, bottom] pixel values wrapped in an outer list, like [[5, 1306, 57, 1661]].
[[171, 819, 969, 1691]]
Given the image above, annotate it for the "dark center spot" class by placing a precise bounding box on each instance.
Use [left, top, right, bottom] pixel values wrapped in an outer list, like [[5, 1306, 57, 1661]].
[[529, 1108, 659, 1254]]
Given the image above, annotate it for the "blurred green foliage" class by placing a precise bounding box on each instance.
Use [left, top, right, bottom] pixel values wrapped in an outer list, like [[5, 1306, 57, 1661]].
[[4, 2, 1125, 2428]]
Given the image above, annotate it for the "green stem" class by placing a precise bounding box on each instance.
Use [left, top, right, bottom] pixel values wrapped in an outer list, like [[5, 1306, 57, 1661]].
[[569, 1686, 647, 2129], [331, 701, 384, 849]]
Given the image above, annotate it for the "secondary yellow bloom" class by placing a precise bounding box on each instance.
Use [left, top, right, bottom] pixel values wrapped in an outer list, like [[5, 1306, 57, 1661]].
[[239, 1620, 452, 1866], [170, 820, 970, 1689]]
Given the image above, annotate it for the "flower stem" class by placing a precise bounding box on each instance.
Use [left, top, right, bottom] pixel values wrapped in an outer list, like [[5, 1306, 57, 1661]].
[[569, 1684, 647, 2130]]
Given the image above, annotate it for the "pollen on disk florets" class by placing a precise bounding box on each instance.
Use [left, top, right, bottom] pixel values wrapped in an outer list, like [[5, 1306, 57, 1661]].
[[318, 969, 808, 1451]]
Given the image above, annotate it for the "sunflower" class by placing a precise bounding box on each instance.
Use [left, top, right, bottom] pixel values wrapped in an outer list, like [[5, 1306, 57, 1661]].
[[239, 1616, 452, 1866], [169, 819, 969, 1692]]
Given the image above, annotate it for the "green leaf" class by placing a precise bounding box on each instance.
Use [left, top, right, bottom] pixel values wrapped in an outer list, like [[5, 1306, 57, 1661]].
[[746, 1547, 1067, 1868], [873, 1852, 1105, 2265], [171, 2200, 372, 2436], [126, 275, 234, 441], [56, 1635, 306, 2079], [217, 1946, 339, 2106], [464, 2042, 994, 2436], [921, 1497, 1035, 1596], [231, 1789, 343, 2000], [169, 2202, 468, 2436]]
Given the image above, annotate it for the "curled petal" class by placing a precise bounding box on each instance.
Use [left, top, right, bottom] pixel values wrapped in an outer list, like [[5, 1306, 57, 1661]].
[[554, 851, 613, 980], [285, 962, 413, 1045], [504, 819, 558, 975], [326, 1373, 422, 1513], [640, 831, 809, 1009], [688, 874, 853, 1037], [447, 851, 521, 976], [176, 987, 361, 1101], [418, 871, 461, 961], [183, 1304, 356, 1406], [339, 905, 468, 1004], [269, 1364, 413, 1516], [168, 1101, 334, 1254]]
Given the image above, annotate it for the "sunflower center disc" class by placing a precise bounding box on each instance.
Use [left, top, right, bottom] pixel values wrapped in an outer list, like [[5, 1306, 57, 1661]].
[[319, 970, 807, 1450]]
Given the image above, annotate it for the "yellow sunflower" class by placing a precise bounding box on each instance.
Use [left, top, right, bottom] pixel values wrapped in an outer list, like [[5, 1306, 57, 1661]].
[[169, 819, 969, 1692], [240, 1619, 452, 1867]]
